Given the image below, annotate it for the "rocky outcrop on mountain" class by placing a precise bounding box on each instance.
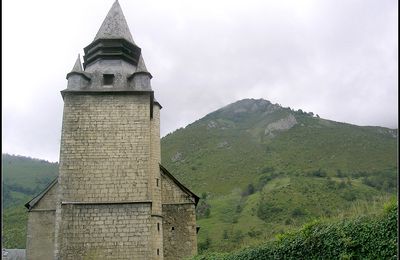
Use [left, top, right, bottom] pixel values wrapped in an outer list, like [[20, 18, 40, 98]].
[[264, 114, 298, 137]]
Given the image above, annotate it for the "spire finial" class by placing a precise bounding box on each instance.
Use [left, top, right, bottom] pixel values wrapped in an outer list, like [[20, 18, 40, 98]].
[[94, 0, 135, 43], [71, 54, 83, 72], [136, 54, 149, 73]]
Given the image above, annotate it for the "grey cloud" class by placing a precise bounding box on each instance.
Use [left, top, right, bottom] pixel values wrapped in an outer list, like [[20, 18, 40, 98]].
[[2, 0, 397, 162]]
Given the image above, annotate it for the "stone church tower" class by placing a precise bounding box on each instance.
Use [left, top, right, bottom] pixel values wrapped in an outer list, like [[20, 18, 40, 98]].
[[25, 1, 199, 259]]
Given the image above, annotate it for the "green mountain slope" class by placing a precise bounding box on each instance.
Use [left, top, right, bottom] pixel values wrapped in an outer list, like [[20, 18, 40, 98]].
[[160, 98, 397, 252], [1, 98, 397, 251], [2, 154, 58, 208], [2, 154, 58, 248]]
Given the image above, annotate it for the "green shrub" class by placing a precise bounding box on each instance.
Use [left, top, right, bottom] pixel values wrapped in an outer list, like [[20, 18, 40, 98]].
[[222, 230, 229, 240], [257, 200, 283, 221], [337, 180, 347, 189], [232, 230, 244, 243], [242, 183, 255, 197], [341, 190, 357, 201], [198, 237, 212, 253], [193, 203, 398, 260], [247, 229, 262, 238], [196, 200, 211, 219], [284, 218, 293, 225], [309, 168, 327, 177], [291, 208, 306, 218], [336, 169, 345, 178]]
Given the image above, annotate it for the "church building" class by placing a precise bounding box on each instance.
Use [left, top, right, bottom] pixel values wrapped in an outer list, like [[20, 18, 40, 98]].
[[25, 1, 199, 259]]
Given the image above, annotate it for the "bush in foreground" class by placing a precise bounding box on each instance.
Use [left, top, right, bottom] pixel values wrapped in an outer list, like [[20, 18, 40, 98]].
[[193, 200, 397, 260]]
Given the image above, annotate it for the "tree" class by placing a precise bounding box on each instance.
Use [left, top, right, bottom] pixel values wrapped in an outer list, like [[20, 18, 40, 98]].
[[223, 230, 229, 239], [247, 183, 255, 195], [198, 236, 212, 252], [204, 207, 211, 218], [242, 183, 256, 197]]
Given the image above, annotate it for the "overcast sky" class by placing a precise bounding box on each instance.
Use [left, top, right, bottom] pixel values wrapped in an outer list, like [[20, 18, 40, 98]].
[[2, 0, 398, 162]]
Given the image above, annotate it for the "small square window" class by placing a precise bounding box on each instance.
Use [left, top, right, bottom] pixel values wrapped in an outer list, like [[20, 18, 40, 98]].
[[103, 74, 114, 85]]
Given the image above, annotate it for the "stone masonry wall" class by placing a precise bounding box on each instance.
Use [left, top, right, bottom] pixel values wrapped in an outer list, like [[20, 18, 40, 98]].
[[59, 93, 151, 203], [59, 203, 152, 259], [35, 182, 58, 210], [162, 204, 198, 260], [161, 173, 194, 204], [150, 104, 164, 258], [150, 104, 162, 214], [26, 211, 56, 260], [151, 215, 164, 259], [26, 183, 57, 260]]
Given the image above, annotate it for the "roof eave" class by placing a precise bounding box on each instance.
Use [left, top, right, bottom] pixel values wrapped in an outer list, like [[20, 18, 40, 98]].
[[159, 164, 200, 206], [25, 177, 58, 211]]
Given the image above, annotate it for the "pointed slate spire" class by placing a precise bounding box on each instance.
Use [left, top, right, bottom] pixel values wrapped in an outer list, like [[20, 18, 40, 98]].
[[66, 54, 90, 83], [71, 54, 83, 73], [128, 53, 152, 89], [94, 0, 135, 44], [132, 53, 152, 79], [83, 0, 141, 68], [136, 54, 149, 73]]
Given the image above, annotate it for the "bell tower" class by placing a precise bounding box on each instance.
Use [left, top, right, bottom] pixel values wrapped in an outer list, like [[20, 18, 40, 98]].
[[54, 1, 163, 258]]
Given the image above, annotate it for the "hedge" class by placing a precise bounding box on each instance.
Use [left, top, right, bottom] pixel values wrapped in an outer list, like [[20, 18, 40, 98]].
[[193, 201, 398, 260]]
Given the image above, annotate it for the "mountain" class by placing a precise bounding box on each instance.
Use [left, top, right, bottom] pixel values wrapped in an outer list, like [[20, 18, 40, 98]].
[[2, 154, 58, 208], [2, 154, 58, 248], [2, 98, 397, 251], [160, 98, 397, 252], [162, 99, 396, 193]]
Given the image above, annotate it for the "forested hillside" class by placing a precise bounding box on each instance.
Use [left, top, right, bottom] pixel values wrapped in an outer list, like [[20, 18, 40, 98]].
[[2, 99, 398, 252], [161, 98, 397, 252], [2, 154, 58, 248]]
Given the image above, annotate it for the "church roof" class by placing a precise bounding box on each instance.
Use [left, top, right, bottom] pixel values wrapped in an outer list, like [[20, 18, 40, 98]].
[[24, 177, 58, 211], [160, 164, 199, 206], [153, 97, 162, 108], [94, 0, 135, 44]]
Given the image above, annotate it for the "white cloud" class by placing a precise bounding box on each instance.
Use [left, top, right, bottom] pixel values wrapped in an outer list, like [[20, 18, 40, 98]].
[[2, 0, 398, 162]]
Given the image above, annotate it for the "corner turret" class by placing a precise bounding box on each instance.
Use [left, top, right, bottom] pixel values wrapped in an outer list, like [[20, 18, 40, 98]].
[[128, 54, 152, 90], [66, 55, 91, 89]]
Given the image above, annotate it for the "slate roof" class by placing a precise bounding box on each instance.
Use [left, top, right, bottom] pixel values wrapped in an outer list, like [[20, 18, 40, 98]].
[[94, 0, 135, 44], [160, 164, 200, 206], [24, 177, 58, 211], [135, 54, 150, 74], [71, 54, 83, 73]]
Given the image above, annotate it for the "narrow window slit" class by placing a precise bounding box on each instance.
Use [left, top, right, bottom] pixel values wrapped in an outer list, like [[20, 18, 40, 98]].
[[103, 74, 114, 85]]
